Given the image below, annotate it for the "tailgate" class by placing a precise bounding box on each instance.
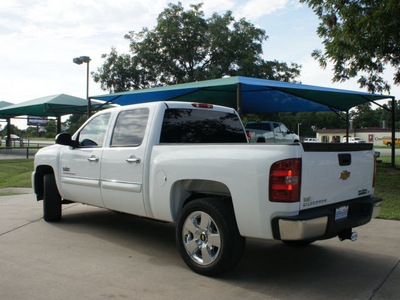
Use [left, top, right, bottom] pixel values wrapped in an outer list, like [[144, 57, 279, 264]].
[[300, 143, 375, 210]]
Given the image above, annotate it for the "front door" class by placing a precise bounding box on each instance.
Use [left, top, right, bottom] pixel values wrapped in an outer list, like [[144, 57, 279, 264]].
[[60, 113, 111, 207]]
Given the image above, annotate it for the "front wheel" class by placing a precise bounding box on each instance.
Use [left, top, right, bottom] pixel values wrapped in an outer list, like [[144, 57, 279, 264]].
[[387, 143, 392, 147], [176, 198, 245, 276], [43, 173, 62, 222]]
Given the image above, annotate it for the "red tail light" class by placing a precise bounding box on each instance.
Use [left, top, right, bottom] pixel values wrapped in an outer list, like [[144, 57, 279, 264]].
[[269, 159, 301, 202], [246, 131, 251, 139]]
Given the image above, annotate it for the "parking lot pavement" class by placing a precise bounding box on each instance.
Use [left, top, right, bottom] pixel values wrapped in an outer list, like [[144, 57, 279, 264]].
[[0, 194, 399, 300]]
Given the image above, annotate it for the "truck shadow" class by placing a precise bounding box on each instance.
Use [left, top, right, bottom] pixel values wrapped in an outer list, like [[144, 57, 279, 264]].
[[55, 205, 392, 299]]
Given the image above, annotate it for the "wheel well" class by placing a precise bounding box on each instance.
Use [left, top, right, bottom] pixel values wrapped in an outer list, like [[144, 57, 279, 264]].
[[34, 165, 54, 200], [170, 179, 232, 222], [257, 137, 266, 143]]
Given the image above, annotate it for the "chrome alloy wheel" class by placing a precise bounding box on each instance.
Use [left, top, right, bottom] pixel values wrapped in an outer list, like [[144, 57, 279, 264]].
[[182, 211, 221, 265]]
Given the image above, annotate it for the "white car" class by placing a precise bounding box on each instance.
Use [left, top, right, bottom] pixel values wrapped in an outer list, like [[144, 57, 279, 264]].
[[343, 137, 366, 143], [304, 138, 319, 143], [245, 121, 299, 143]]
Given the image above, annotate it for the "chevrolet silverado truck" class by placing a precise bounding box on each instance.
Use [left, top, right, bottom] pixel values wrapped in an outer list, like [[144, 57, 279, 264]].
[[32, 101, 381, 276]]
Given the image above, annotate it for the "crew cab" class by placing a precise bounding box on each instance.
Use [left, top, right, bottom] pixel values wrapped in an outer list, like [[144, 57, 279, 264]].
[[32, 101, 381, 275]]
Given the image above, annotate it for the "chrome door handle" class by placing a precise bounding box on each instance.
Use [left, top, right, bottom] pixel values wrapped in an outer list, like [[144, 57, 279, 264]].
[[126, 156, 141, 164], [87, 156, 99, 162]]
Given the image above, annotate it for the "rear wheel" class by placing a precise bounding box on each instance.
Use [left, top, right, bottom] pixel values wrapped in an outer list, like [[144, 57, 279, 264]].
[[43, 173, 62, 222], [387, 142, 392, 147], [176, 198, 245, 276]]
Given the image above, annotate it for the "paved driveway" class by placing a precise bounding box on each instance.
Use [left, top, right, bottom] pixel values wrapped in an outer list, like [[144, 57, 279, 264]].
[[0, 193, 399, 300]]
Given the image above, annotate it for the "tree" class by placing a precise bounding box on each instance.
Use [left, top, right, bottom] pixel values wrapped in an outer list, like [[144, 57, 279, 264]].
[[351, 103, 380, 128], [300, 0, 400, 93], [93, 2, 301, 92], [65, 114, 87, 134]]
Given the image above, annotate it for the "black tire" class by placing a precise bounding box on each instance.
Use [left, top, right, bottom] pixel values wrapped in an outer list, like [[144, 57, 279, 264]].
[[43, 173, 62, 222], [176, 197, 245, 276], [387, 143, 392, 147]]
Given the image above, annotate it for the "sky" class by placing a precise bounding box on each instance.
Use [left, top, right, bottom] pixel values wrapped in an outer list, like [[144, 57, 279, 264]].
[[1, 0, 398, 128]]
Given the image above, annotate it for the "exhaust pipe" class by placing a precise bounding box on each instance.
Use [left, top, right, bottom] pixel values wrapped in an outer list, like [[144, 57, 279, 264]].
[[339, 229, 358, 241]]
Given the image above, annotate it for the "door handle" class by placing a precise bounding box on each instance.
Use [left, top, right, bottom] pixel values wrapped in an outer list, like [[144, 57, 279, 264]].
[[87, 155, 99, 162], [126, 156, 141, 164]]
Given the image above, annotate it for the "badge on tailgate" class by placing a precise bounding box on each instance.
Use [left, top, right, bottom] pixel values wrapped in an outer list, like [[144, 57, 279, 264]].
[[339, 170, 350, 180]]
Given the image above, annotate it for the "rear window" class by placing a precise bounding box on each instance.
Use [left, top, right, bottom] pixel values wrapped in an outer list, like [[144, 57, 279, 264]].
[[160, 108, 247, 143]]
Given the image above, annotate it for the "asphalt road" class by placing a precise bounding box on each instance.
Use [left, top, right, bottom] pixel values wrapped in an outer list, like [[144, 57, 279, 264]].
[[0, 193, 399, 300]]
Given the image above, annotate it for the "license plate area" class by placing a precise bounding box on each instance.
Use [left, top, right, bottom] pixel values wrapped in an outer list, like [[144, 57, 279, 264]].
[[335, 205, 349, 222]]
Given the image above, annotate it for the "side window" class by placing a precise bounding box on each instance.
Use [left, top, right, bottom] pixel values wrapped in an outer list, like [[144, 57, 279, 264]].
[[273, 123, 281, 133], [111, 108, 149, 147], [78, 113, 111, 147], [279, 123, 289, 133]]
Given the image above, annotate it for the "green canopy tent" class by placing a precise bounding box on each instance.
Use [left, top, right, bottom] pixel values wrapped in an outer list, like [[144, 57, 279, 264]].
[[0, 94, 108, 147], [92, 76, 396, 165]]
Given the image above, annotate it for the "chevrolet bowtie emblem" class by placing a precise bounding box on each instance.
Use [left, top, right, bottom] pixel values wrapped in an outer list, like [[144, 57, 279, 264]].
[[340, 170, 351, 180]]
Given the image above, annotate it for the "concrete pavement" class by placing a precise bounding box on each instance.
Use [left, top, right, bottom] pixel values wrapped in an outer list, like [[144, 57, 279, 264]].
[[0, 193, 399, 300]]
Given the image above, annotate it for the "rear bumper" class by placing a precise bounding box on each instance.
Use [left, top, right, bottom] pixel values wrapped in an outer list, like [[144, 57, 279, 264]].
[[272, 196, 381, 241]]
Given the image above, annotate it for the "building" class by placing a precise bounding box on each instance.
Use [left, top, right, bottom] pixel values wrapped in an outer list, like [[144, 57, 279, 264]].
[[316, 128, 400, 146]]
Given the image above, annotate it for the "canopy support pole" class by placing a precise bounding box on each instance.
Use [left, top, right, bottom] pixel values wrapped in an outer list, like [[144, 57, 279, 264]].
[[6, 117, 11, 147], [345, 111, 349, 143], [391, 98, 396, 167], [57, 116, 62, 134], [237, 83, 242, 117], [86, 61, 91, 119]]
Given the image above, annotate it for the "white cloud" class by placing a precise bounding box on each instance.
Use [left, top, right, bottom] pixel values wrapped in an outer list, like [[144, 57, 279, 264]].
[[238, 0, 289, 20]]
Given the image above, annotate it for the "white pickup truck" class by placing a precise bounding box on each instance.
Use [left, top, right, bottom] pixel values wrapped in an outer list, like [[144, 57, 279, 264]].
[[32, 101, 381, 275]]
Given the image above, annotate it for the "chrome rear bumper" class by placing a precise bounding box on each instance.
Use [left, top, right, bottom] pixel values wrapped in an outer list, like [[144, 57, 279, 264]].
[[274, 197, 382, 241]]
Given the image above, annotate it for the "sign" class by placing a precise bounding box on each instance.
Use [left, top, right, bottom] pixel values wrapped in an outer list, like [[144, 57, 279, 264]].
[[368, 134, 374, 142], [28, 116, 49, 126]]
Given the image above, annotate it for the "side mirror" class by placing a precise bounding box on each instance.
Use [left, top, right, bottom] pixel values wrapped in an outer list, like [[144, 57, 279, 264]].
[[55, 133, 75, 147]]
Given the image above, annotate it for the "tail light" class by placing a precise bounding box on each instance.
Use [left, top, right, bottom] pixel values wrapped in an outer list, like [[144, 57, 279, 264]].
[[246, 131, 251, 139], [192, 103, 213, 109], [269, 158, 301, 202]]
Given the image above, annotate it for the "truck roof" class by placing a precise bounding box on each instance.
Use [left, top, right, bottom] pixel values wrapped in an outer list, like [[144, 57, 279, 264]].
[[102, 101, 237, 115]]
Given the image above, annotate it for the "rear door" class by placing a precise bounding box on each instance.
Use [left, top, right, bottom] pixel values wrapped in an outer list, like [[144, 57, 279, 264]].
[[300, 143, 375, 210], [100, 107, 151, 216]]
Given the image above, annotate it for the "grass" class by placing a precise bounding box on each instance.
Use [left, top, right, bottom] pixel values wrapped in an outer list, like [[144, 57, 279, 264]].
[[0, 159, 34, 188], [374, 156, 400, 220], [0, 157, 399, 220]]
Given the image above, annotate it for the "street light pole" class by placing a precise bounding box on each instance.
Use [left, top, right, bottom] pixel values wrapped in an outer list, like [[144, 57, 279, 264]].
[[73, 56, 91, 119]]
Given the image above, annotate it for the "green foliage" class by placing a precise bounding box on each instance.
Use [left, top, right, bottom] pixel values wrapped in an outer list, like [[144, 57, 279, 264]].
[[301, 0, 400, 93], [1, 124, 22, 137], [93, 2, 301, 92], [65, 114, 87, 134]]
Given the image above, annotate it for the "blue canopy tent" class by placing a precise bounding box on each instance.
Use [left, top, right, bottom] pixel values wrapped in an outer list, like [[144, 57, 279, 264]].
[[91, 76, 392, 112], [91, 76, 396, 165]]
